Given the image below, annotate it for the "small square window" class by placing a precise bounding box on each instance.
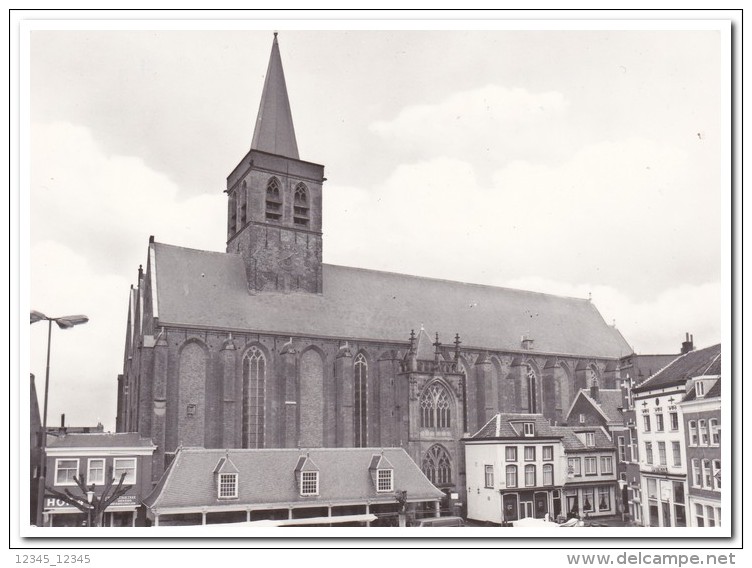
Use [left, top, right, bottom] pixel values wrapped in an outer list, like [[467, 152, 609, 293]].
[[377, 469, 394, 492], [113, 458, 137, 485], [218, 473, 238, 499], [55, 459, 79, 486], [524, 446, 536, 461], [505, 446, 517, 461], [542, 446, 553, 461], [301, 471, 319, 496]]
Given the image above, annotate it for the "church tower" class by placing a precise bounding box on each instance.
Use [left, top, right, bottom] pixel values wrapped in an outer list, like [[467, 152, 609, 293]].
[[226, 34, 324, 293]]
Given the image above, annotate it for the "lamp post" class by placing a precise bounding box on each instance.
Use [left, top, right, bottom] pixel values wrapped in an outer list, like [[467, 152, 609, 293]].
[[31, 310, 89, 526], [85, 490, 95, 527]]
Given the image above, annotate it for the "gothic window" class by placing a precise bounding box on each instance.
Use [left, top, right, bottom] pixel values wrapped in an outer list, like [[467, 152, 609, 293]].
[[293, 182, 310, 227], [354, 353, 367, 448], [228, 190, 237, 236], [265, 177, 282, 221], [242, 346, 266, 449], [422, 444, 452, 486], [419, 382, 451, 429], [526, 365, 538, 413], [240, 180, 247, 225]]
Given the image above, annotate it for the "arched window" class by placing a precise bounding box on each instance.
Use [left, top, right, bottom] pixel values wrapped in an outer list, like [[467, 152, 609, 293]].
[[422, 444, 452, 486], [240, 180, 247, 225], [526, 365, 538, 413], [419, 382, 451, 429], [293, 182, 309, 226], [265, 177, 282, 221], [242, 346, 266, 448], [354, 353, 367, 447], [227, 190, 237, 236]]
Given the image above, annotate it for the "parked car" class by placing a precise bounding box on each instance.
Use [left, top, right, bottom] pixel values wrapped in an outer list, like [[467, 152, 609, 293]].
[[414, 516, 465, 527]]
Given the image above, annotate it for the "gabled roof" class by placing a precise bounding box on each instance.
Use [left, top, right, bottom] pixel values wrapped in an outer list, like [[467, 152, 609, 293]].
[[46, 432, 155, 449], [150, 242, 632, 358], [551, 426, 613, 452], [566, 389, 623, 425], [143, 447, 443, 511], [634, 344, 721, 393], [250, 34, 299, 159], [469, 413, 562, 440]]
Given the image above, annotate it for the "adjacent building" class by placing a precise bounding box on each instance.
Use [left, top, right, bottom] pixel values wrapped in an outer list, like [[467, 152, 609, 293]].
[[681, 372, 721, 527], [464, 414, 567, 524], [553, 426, 618, 520], [632, 343, 721, 527], [142, 447, 444, 526], [41, 433, 157, 527]]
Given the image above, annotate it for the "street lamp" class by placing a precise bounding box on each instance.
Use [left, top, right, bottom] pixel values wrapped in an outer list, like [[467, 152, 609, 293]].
[[85, 490, 95, 527], [31, 310, 89, 526]]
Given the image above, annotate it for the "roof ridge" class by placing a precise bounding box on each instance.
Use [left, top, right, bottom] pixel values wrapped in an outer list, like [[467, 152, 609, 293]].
[[323, 263, 593, 303]]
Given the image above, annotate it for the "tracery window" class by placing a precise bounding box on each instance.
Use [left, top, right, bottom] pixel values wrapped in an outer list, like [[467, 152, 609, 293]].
[[293, 182, 310, 226], [419, 382, 451, 429], [526, 365, 538, 413], [265, 177, 282, 221], [242, 346, 266, 449], [354, 353, 367, 448], [422, 444, 452, 486]]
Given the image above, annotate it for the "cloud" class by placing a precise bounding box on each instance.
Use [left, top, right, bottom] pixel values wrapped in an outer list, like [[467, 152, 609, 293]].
[[30, 241, 131, 430], [501, 276, 721, 354], [370, 85, 571, 164], [31, 121, 226, 277], [29, 121, 227, 429]]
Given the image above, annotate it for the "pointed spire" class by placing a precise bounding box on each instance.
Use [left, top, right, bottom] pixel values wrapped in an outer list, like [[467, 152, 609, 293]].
[[251, 33, 300, 159]]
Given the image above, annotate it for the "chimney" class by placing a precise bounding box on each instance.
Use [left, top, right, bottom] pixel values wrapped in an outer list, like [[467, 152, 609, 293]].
[[681, 333, 695, 355], [590, 383, 599, 402], [521, 335, 534, 350]]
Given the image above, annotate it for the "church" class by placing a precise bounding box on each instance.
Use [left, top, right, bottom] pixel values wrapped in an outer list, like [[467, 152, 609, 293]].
[[116, 34, 633, 504]]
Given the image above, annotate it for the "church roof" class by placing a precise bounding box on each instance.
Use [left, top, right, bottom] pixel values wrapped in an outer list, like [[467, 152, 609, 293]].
[[633, 344, 721, 393], [250, 34, 299, 159], [143, 447, 443, 511], [150, 242, 632, 358]]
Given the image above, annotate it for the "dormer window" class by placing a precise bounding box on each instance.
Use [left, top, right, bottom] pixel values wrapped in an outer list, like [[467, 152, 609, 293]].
[[300, 471, 319, 496], [585, 432, 595, 447], [377, 469, 394, 492], [218, 473, 238, 499], [214, 455, 240, 499], [696, 381, 705, 397], [523, 422, 535, 437]]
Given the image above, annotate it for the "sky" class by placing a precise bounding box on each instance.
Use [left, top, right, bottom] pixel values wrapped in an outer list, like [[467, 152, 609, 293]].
[[25, 23, 727, 432]]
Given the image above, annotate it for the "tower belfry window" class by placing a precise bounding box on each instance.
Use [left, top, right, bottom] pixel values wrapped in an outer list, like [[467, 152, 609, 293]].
[[265, 177, 282, 221], [240, 180, 247, 225], [293, 183, 309, 227]]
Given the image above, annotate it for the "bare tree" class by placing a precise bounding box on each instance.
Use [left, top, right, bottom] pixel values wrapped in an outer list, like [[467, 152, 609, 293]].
[[45, 466, 130, 527]]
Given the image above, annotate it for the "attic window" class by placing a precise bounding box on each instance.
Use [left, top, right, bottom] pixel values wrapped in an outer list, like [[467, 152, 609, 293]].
[[523, 422, 535, 437], [579, 414, 585, 424], [218, 473, 238, 499], [300, 471, 319, 496], [695, 381, 705, 397], [585, 432, 596, 447], [377, 469, 394, 492]]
